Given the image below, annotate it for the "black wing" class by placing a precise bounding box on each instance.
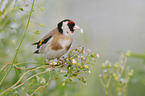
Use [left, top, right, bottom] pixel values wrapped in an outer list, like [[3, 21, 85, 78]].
[[33, 36, 52, 54]]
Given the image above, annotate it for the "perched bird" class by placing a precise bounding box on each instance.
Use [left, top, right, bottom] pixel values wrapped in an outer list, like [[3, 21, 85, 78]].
[[33, 19, 80, 61]]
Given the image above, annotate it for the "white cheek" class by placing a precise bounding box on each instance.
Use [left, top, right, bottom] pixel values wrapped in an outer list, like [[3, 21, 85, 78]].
[[62, 22, 69, 31], [62, 26, 69, 31], [62, 22, 72, 35]]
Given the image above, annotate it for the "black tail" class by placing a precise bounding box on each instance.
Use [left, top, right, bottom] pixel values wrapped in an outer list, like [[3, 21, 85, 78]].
[[33, 42, 40, 54], [33, 41, 41, 48], [33, 50, 40, 54], [32, 42, 39, 45]]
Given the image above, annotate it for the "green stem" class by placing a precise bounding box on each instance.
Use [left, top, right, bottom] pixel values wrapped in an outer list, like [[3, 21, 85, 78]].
[[0, 0, 35, 85], [119, 57, 128, 78], [11, 65, 45, 88], [0, 65, 47, 95], [13, 69, 51, 89], [65, 86, 68, 96], [124, 77, 130, 96], [14, 61, 39, 66], [0, 0, 4, 8], [114, 85, 118, 96], [30, 72, 60, 96]]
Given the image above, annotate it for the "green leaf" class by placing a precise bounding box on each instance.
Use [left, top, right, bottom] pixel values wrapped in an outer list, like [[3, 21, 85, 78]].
[[91, 53, 96, 57], [39, 23, 45, 27], [81, 77, 86, 83], [128, 69, 134, 77], [19, 8, 24, 11], [78, 77, 81, 80], [73, 74, 77, 76], [41, 8, 46, 12], [13, 18, 16, 22], [64, 74, 67, 77], [68, 78, 72, 81], [34, 30, 40, 34], [11, 40, 15, 44]]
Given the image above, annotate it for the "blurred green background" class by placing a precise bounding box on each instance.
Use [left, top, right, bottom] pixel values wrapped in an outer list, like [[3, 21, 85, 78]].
[[0, 0, 145, 96]]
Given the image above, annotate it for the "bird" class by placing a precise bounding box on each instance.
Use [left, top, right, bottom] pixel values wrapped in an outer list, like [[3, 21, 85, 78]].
[[33, 19, 80, 62]]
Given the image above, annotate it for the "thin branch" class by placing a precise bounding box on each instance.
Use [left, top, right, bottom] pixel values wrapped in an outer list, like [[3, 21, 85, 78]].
[[0, 63, 11, 73], [83, 53, 89, 64], [14, 66, 38, 70], [0, 46, 93, 95], [0, 65, 49, 95], [0, 62, 39, 74], [14, 62, 39, 66], [68, 46, 80, 57], [30, 72, 60, 96], [0, 0, 35, 85], [11, 65, 47, 88], [13, 68, 54, 89]]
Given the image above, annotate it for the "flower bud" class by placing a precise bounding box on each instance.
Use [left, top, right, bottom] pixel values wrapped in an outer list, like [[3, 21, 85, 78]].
[[128, 69, 134, 77], [126, 50, 131, 57], [52, 61, 57, 65], [84, 65, 88, 68], [62, 83, 65, 86], [114, 62, 119, 68], [72, 59, 77, 64], [87, 49, 91, 53]]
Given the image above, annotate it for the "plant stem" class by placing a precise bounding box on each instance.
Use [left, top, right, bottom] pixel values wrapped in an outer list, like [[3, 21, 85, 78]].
[[30, 72, 60, 96], [0, 0, 35, 85], [0, 65, 48, 95], [65, 86, 68, 96], [13, 70, 50, 89]]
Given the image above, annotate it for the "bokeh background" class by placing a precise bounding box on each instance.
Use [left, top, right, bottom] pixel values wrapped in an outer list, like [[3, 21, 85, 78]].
[[0, 0, 145, 96]]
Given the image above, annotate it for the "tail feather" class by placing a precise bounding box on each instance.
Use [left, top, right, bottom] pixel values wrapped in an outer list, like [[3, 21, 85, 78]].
[[32, 42, 39, 45], [33, 42, 40, 54], [33, 50, 40, 54], [33, 41, 41, 48]]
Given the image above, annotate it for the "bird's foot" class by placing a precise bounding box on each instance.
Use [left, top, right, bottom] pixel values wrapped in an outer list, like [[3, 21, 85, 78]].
[[45, 59, 55, 69], [58, 59, 65, 66]]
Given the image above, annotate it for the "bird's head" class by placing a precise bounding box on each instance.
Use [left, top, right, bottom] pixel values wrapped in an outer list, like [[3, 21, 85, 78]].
[[57, 19, 80, 35]]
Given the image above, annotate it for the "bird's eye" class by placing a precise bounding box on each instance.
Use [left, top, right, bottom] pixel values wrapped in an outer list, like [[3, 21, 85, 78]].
[[66, 31, 69, 33]]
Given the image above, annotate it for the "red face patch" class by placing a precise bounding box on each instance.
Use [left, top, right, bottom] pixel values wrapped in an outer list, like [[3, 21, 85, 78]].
[[68, 21, 75, 25], [67, 21, 75, 33]]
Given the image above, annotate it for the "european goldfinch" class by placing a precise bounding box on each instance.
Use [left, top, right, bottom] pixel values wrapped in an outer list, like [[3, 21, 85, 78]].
[[33, 19, 80, 61]]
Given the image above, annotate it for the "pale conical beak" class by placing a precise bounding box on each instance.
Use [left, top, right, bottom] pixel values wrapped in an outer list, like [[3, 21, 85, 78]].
[[74, 25, 80, 30]]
